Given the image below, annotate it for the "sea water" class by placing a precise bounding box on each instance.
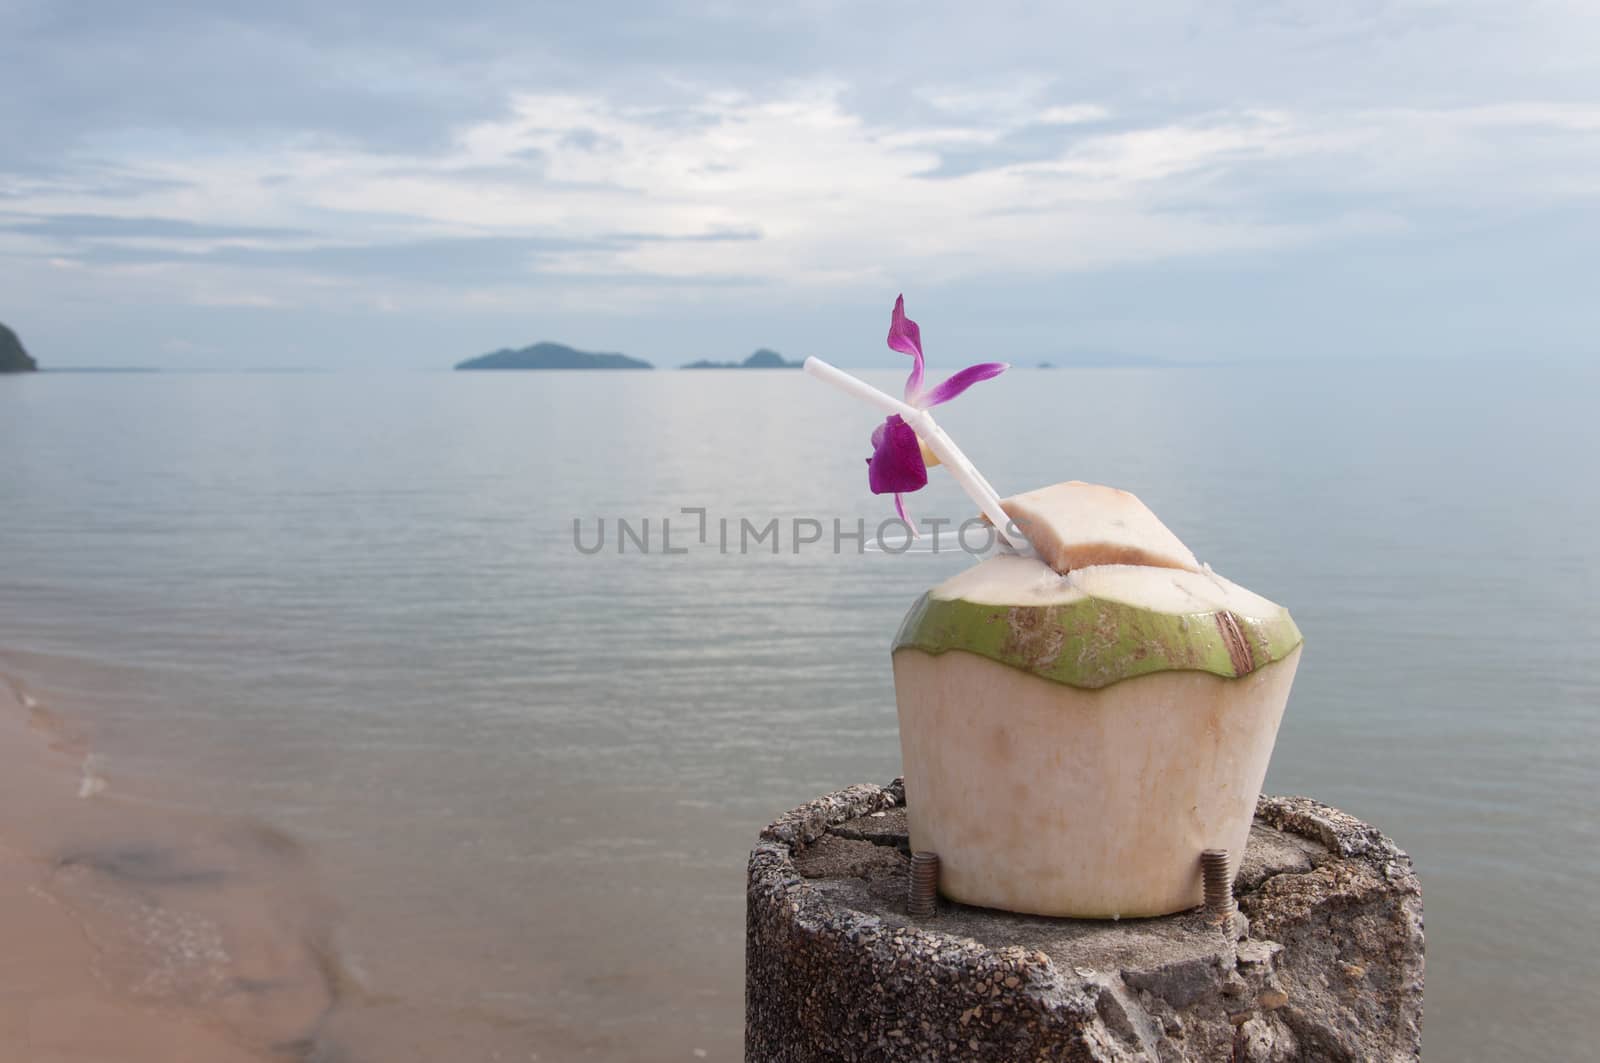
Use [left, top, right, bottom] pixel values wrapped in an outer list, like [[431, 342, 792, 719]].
[[1, 364, 1597, 1059]]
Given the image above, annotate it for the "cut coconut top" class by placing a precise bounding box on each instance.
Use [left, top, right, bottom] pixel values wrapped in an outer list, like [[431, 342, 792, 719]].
[[996, 481, 1199, 575], [932, 554, 1286, 621], [901, 554, 1300, 688]]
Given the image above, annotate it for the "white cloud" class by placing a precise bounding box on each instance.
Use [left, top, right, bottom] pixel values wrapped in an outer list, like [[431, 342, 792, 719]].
[[1037, 105, 1113, 125], [5, 84, 1600, 315], [917, 78, 1060, 120]]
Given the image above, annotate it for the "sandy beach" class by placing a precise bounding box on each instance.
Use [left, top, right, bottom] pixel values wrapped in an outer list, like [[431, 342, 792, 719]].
[[0, 671, 339, 1062]]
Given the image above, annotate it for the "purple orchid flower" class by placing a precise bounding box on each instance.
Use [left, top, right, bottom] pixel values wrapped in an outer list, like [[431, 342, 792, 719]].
[[865, 295, 1009, 525]]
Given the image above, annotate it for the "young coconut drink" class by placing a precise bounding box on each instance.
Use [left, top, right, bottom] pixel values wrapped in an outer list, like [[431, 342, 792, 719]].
[[807, 298, 1302, 919]]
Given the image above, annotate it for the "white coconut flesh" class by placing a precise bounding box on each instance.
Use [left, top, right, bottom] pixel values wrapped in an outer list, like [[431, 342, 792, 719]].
[[894, 645, 1301, 917]]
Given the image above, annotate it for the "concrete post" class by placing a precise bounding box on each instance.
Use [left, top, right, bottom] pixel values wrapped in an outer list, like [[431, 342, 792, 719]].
[[746, 781, 1423, 1062]]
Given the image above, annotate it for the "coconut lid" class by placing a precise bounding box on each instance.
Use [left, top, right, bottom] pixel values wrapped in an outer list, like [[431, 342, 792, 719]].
[[994, 481, 1201, 575]]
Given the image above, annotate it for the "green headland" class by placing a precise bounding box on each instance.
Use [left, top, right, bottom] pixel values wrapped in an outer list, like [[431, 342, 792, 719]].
[[456, 341, 652, 370], [0, 322, 37, 372]]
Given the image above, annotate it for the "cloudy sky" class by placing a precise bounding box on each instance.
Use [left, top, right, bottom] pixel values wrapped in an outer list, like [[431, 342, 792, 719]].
[[2, 1, 1597, 368]]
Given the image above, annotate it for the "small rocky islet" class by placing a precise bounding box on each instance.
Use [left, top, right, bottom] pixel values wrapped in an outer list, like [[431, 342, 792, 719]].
[[455, 341, 652, 370], [1, 321, 37, 372], [681, 348, 801, 369]]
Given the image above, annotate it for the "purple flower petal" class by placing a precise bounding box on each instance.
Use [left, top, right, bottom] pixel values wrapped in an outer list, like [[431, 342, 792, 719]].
[[894, 492, 915, 529], [887, 295, 925, 401], [866, 414, 928, 496], [919, 361, 1010, 407]]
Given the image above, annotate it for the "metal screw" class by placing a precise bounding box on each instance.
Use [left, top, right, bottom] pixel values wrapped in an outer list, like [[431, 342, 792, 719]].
[[1201, 848, 1236, 941], [908, 851, 940, 919]]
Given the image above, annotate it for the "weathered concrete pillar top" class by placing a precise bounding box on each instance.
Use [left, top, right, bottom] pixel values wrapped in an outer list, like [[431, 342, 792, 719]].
[[746, 781, 1423, 1062]]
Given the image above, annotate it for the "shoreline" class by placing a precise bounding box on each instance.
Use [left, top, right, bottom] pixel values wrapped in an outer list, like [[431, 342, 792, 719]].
[[0, 667, 341, 1062]]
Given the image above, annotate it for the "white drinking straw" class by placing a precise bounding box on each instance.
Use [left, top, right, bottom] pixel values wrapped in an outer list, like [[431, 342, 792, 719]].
[[803, 357, 1031, 553]]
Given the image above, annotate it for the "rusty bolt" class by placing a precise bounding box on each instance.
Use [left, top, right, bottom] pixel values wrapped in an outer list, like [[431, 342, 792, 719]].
[[908, 851, 940, 919], [1201, 848, 1237, 941]]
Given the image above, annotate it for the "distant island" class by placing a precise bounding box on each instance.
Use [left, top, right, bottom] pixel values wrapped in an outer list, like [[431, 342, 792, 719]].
[[682, 348, 802, 370], [1, 321, 37, 372], [455, 341, 652, 371]]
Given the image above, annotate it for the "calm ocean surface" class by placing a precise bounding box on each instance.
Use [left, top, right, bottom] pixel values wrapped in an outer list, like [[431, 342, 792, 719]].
[[1, 365, 1597, 1060]]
